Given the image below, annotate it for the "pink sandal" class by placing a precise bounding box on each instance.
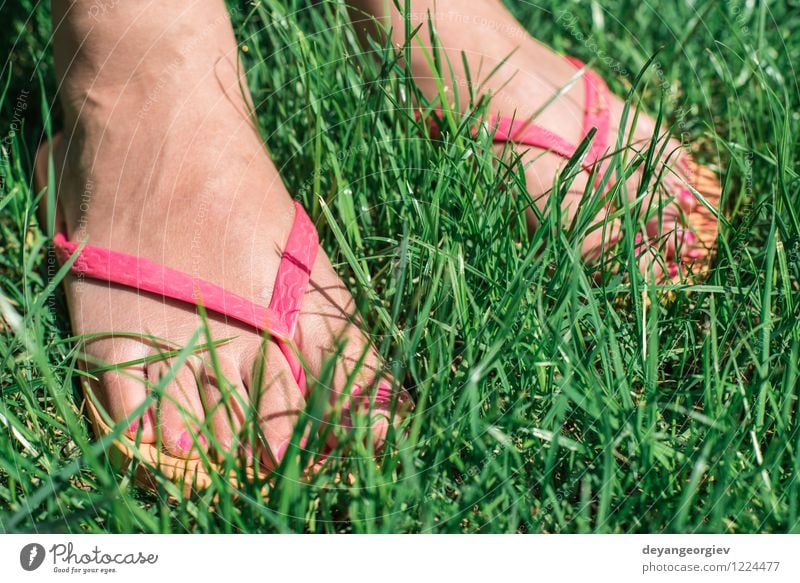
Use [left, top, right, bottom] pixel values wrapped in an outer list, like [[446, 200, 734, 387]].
[[44, 148, 395, 492], [54, 200, 320, 394], [423, 57, 721, 280]]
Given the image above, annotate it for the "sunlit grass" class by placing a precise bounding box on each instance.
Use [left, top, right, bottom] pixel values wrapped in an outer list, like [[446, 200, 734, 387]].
[[0, 0, 798, 533]]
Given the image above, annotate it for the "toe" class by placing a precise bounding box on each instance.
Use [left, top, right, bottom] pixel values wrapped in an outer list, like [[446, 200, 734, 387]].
[[90, 367, 156, 443], [631, 233, 668, 283], [674, 156, 699, 215], [297, 253, 411, 446], [302, 316, 410, 449], [675, 185, 698, 215], [348, 378, 413, 447], [657, 259, 683, 284], [199, 357, 250, 459], [643, 159, 698, 234], [84, 340, 155, 442], [580, 215, 623, 265], [147, 356, 207, 459], [243, 345, 306, 470], [662, 226, 698, 262], [304, 333, 410, 452], [653, 148, 699, 217]]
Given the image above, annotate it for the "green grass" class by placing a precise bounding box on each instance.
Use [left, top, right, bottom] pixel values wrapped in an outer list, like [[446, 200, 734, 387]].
[[1, 0, 799, 533]]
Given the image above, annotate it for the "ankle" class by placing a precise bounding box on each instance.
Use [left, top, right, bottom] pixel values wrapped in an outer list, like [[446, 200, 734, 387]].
[[53, 0, 238, 126]]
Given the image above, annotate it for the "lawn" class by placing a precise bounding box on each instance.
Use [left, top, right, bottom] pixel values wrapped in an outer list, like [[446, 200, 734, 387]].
[[1, 0, 798, 533]]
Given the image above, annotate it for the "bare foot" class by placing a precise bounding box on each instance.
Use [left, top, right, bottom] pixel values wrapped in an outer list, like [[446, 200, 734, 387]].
[[39, 0, 408, 474], [350, 0, 718, 281]]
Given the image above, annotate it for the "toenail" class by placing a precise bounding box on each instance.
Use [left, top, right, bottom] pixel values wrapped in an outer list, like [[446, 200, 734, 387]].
[[353, 384, 374, 407], [128, 419, 139, 434], [397, 388, 414, 408], [275, 441, 289, 462], [683, 231, 697, 244], [177, 431, 193, 452], [143, 408, 155, 428], [350, 385, 365, 408], [686, 249, 704, 259], [679, 188, 693, 203], [376, 381, 393, 405], [353, 381, 399, 407], [668, 264, 679, 277]]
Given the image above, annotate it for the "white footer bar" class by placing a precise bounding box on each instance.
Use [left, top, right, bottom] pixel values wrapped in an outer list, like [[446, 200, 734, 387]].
[[2, 534, 798, 582]]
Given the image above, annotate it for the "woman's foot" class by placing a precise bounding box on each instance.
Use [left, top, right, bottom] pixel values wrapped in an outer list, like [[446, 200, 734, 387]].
[[40, 1, 407, 473], [350, 0, 719, 281]]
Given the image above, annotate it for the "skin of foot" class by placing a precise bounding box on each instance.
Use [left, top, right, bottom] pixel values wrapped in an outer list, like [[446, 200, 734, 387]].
[[349, 0, 704, 280], [43, 0, 407, 470]]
